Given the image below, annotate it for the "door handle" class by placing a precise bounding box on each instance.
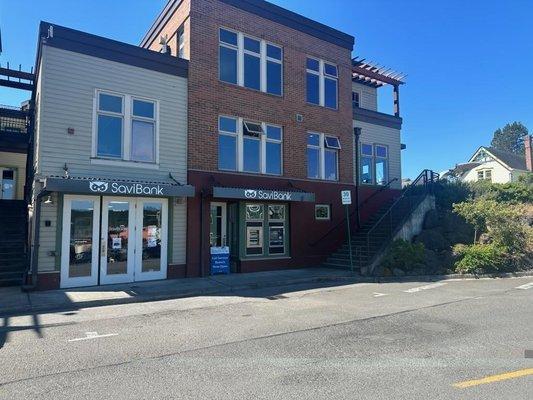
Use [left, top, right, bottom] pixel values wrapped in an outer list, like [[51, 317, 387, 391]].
[[101, 239, 107, 257]]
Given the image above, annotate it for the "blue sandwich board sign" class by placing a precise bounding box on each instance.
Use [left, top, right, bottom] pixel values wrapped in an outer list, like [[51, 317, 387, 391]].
[[211, 246, 230, 275]]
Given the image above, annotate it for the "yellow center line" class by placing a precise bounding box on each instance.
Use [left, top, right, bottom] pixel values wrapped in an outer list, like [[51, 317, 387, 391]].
[[453, 368, 533, 389]]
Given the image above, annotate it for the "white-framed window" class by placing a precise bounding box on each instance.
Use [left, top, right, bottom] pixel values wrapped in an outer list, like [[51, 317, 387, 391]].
[[93, 90, 158, 164], [477, 169, 492, 182], [360, 143, 389, 185], [306, 57, 338, 109], [352, 90, 361, 108], [218, 116, 282, 175], [177, 28, 185, 58], [219, 27, 283, 96], [315, 204, 331, 220], [307, 132, 340, 181]]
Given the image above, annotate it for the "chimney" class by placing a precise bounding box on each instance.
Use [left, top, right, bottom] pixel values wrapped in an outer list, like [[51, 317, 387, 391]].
[[525, 135, 533, 172]]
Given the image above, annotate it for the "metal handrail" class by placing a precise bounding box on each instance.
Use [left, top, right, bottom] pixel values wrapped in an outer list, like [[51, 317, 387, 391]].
[[308, 177, 399, 247], [363, 169, 439, 269]]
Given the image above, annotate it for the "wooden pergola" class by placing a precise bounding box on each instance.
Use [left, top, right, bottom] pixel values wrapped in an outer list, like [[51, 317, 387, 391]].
[[352, 57, 406, 117]]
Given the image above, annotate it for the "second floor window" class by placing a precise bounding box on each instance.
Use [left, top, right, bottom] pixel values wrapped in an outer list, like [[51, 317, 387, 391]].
[[352, 91, 360, 108], [307, 132, 340, 181], [95, 91, 157, 163], [218, 116, 282, 175], [177, 28, 185, 58], [306, 57, 338, 109], [219, 28, 283, 96], [360, 143, 388, 185]]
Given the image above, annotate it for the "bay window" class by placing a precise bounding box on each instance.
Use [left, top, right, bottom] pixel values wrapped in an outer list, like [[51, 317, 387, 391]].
[[307, 132, 340, 181], [94, 91, 158, 164], [218, 116, 282, 175], [306, 57, 338, 109], [219, 28, 283, 96]]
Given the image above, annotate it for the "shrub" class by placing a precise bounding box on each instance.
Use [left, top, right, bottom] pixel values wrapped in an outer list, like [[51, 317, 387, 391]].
[[453, 243, 507, 274], [414, 229, 450, 251], [381, 240, 425, 272], [434, 181, 471, 210], [470, 180, 533, 204]]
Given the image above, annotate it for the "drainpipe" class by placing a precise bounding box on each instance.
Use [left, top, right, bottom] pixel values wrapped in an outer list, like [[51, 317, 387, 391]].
[[354, 127, 362, 229], [22, 189, 48, 291], [199, 189, 205, 277]]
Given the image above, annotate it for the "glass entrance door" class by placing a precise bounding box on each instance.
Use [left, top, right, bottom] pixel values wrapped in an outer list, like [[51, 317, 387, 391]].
[[134, 199, 168, 282], [0, 168, 16, 200], [100, 197, 135, 285], [210, 202, 227, 247], [61, 195, 100, 288], [61, 196, 168, 288]]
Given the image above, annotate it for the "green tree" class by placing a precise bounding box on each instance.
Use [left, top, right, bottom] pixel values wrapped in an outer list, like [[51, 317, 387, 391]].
[[490, 122, 528, 155]]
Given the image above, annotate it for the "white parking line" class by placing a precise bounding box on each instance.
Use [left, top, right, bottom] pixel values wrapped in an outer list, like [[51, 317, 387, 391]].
[[515, 282, 533, 290], [373, 292, 388, 298], [68, 331, 118, 342], [404, 282, 447, 293]]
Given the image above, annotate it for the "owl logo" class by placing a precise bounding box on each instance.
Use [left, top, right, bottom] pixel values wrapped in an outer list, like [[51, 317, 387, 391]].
[[244, 190, 257, 199], [89, 181, 109, 192]]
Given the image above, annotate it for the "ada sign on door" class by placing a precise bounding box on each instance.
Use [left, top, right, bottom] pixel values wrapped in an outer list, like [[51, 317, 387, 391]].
[[341, 190, 352, 205]]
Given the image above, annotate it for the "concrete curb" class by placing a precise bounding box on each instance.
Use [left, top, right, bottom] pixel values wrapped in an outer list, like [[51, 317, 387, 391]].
[[2, 269, 532, 317]]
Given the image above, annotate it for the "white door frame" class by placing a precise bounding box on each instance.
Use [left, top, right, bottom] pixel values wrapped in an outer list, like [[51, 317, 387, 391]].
[[60, 195, 101, 289], [133, 198, 168, 282], [211, 202, 227, 247], [100, 197, 136, 285]]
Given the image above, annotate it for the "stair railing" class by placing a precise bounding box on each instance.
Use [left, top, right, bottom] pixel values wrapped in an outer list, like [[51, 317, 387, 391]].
[[363, 169, 439, 270], [308, 177, 398, 247]]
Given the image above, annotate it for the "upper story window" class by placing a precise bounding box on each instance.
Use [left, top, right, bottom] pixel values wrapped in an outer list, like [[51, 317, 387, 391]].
[[306, 57, 338, 109], [219, 28, 283, 96], [360, 143, 388, 185], [352, 91, 360, 108], [177, 28, 185, 58], [307, 132, 340, 181], [94, 91, 158, 164], [218, 116, 282, 175], [477, 169, 492, 182]]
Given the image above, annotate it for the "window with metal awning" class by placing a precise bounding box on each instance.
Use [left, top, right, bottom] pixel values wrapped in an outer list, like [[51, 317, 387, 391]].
[[42, 175, 195, 197]]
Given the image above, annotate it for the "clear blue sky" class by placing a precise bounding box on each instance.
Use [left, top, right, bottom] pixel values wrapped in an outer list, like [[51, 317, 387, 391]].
[[1, 0, 531, 178]]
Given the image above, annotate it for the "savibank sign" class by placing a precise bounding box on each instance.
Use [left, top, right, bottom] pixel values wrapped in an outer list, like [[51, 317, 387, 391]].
[[43, 177, 195, 198], [213, 186, 315, 203], [89, 181, 164, 196]]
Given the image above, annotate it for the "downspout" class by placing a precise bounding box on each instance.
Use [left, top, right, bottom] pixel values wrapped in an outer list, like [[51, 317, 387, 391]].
[[354, 127, 362, 229], [199, 189, 205, 277], [22, 189, 48, 291]]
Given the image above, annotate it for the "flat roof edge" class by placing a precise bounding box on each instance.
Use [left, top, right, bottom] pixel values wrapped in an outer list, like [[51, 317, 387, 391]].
[[39, 21, 188, 78]]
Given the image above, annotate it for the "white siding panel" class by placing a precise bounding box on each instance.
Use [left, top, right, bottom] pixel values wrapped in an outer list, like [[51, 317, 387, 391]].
[[38, 46, 188, 182], [352, 82, 378, 111], [38, 194, 59, 272], [354, 120, 402, 189]]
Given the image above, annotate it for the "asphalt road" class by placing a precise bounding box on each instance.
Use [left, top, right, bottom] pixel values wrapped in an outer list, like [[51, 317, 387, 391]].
[[1, 277, 532, 399]]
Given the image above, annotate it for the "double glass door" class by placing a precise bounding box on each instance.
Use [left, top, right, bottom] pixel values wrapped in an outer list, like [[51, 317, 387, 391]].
[[61, 195, 168, 288]]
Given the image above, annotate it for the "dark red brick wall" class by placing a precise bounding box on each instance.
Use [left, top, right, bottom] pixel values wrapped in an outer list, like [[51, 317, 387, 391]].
[[188, 0, 354, 182]]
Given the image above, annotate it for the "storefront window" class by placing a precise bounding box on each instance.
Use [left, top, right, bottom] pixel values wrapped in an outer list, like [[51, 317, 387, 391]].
[[243, 203, 288, 257]]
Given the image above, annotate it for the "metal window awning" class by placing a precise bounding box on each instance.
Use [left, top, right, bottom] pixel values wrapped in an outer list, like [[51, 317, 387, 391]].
[[43, 176, 195, 197], [213, 186, 315, 202]]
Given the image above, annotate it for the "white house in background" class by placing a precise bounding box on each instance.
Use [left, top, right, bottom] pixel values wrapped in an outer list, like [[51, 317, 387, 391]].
[[442, 138, 532, 183]]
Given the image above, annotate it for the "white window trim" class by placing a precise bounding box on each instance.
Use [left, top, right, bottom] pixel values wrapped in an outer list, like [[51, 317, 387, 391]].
[[219, 115, 283, 175], [92, 89, 160, 166], [219, 27, 283, 96], [352, 89, 361, 108], [315, 204, 331, 221], [359, 143, 389, 185], [306, 57, 338, 109], [307, 132, 339, 181]]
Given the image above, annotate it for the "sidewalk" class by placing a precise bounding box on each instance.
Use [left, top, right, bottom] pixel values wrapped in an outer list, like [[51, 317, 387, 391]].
[[0, 268, 357, 316]]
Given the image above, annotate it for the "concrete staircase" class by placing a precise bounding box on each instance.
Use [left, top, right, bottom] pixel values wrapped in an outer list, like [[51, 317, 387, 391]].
[[0, 200, 28, 286]]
